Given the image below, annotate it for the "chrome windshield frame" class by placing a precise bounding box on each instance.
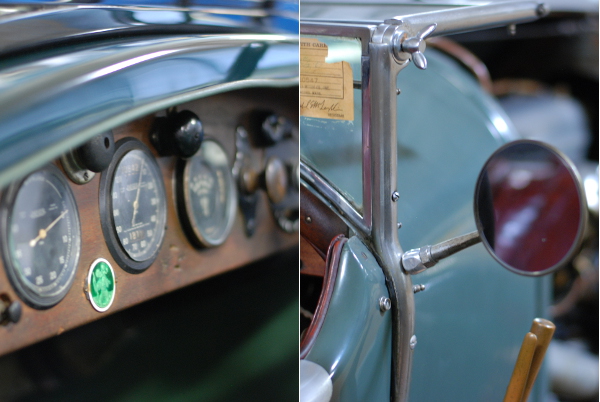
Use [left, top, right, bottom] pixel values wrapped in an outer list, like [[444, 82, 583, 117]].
[[300, 22, 375, 236]]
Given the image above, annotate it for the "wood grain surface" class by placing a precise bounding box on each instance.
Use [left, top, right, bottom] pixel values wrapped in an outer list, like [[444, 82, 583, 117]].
[[0, 87, 298, 356]]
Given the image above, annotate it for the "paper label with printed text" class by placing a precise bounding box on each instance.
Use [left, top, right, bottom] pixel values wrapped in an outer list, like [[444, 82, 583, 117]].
[[300, 38, 354, 121]]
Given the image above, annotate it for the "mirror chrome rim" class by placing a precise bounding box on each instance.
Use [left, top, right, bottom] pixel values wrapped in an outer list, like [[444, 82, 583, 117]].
[[474, 139, 588, 277]]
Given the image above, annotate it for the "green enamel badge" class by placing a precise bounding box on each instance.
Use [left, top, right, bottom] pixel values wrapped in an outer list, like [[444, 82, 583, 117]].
[[87, 258, 115, 312]]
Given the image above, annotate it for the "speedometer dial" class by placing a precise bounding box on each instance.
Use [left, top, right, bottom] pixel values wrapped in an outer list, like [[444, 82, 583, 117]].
[[100, 138, 167, 272], [0, 164, 81, 309]]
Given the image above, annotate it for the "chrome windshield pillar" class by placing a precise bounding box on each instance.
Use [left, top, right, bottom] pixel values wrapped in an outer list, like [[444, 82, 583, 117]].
[[369, 23, 414, 402]]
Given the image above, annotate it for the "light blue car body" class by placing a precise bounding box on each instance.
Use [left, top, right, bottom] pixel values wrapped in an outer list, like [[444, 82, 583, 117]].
[[301, 48, 551, 401]]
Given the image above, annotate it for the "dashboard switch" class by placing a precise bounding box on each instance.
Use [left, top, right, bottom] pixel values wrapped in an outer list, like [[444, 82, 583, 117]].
[[0, 297, 21, 325], [239, 156, 288, 204], [75, 131, 115, 173], [250, 111, 292, 146], [62, 131, 115, 184], [150, 110, 204, 158]]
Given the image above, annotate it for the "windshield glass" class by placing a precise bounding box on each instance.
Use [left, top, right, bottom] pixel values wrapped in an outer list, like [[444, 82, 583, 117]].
[[300, 35, 363, 211]]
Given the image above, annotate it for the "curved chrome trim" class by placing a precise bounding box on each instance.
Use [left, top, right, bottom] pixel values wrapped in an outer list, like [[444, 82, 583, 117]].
[[0, 34, 298, 188], [0, 4, 297, 55], [300, 161, 369, 235], [300, 1, 543, 37], [300, 22, 374, 55], [361, 53, 373, 234], [0, 3, 269, 21]]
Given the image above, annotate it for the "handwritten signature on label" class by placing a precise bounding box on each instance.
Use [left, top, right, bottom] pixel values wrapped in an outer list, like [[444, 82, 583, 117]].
[[300, 38, 354, 121]]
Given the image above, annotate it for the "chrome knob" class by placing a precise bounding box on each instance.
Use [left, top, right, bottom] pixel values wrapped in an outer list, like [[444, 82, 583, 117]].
[[398, 24, 436, 70]]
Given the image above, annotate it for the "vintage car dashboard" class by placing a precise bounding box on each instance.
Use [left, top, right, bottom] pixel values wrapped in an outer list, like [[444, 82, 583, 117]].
[[0, 86, 298, 357], [0, 2, 299, 399]]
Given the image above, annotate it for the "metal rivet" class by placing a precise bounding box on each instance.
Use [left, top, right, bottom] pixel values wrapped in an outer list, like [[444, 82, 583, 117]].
[[305, 216, 312, 224], [379, 297, 391, 312], [391, 191, 400, 202], [397, 222, 402, 229], [410, 335, 417, 350], [413, 284, 426, 294], [396, 88, 401, 95]]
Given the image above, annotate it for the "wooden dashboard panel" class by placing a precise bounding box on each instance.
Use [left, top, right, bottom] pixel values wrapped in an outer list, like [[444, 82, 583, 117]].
[[0, 86, 298, 356]]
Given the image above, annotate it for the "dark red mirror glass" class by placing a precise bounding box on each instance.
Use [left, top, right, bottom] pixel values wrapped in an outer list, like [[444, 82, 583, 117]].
[[475, 140, 586, 276]]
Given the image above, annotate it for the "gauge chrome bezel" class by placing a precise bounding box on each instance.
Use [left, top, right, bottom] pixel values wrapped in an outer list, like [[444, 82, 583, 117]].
[[175, 138, 237, 248], [99, 137, 167, 273], [0, 164, 81, 309]]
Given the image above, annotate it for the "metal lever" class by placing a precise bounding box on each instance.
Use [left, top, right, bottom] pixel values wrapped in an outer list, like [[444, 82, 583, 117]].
[[396, 24, 437, 70]]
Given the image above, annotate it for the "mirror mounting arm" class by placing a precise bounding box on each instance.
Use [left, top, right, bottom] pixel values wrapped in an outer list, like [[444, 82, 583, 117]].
[[401, 231, 481, 275]]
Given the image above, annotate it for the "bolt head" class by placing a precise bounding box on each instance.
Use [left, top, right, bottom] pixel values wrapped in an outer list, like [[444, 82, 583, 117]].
[[401, 249, 426, 275], [379, 297, 392, 312]]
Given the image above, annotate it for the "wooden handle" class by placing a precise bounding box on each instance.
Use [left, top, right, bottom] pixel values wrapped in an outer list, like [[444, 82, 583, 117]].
[[503, 332, 538, 402], [521, 318, 556, 401]]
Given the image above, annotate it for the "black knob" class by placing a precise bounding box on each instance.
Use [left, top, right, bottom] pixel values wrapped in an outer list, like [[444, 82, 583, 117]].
[[150, 110, 204, 158], [249, 111, 292, 146], [262, 114, 291, 145], [6, 301, 21, 324], [0, 299, 21, 325], [75, 131, 115, 172]]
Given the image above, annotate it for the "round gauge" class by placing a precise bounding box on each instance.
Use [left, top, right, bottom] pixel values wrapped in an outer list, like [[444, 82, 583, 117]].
[[100, 138, 167, 272], [176, 139, 237, 247], [0, 164, 81, 309]]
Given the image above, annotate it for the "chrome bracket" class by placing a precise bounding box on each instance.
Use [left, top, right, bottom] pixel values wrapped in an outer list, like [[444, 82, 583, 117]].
[[60, 150, 95, 185], [373, 20, 437, 70], [393, 24, 437, 70], [401, 246, 436, 275], [402, 231, 481, 275]]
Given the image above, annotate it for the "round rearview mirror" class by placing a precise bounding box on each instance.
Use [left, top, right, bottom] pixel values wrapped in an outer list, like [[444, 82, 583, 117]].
[[474, 140, 587, 276]]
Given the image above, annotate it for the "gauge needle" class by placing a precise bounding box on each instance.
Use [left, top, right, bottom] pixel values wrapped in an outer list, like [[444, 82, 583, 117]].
[[29, 209, 68, 247], [131, 160, 144, 226]]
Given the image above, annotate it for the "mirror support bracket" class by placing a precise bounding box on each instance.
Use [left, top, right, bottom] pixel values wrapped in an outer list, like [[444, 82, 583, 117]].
[[402, 231, 481, 274]]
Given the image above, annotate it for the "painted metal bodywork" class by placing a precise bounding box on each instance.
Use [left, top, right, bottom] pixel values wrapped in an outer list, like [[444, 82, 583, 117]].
[[301, 47, 551, 400], [397, 49, 550, 401], [0, 23, 297, 188], [305, 236, 393, 401]]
